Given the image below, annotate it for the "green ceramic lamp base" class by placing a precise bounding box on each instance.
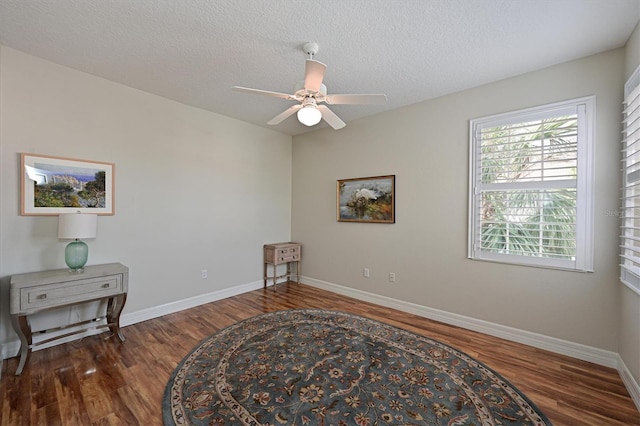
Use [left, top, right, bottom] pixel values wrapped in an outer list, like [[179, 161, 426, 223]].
[[65, 239, 89, 272]]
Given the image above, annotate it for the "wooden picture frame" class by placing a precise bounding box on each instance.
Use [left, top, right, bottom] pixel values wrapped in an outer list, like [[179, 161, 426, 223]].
[[21, 153, 115, 215], [337, 175, 395, 223]]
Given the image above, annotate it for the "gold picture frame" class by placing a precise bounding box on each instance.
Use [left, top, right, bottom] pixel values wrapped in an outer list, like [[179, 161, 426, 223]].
[[337, 175, 395, 223], [21, 153, 115, 215]]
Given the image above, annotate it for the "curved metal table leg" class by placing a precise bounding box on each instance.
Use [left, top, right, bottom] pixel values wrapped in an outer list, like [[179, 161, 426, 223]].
[[10, 315, 32, 376], [106, 294, 127, 342]]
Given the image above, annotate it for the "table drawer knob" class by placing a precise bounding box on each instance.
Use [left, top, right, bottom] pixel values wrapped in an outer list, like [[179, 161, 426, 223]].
[[101, 283, 110, 288], [36, 294, 47, 300]]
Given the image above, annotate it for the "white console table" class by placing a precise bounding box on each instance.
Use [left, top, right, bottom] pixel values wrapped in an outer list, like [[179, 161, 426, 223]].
[[9, 263, 128, 375]]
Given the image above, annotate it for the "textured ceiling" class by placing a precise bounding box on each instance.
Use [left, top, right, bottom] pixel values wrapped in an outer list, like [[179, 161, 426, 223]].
[[0, 0, 639, 136]]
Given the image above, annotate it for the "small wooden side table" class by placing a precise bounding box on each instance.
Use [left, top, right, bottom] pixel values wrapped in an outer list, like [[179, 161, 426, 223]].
[[9, 263, 128, 375], [263, 242, 301, 290]]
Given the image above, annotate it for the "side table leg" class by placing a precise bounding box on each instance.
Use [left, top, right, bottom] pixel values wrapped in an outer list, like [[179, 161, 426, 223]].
[[106, 294, 127, 343], [10, 315, 32, 376], [263, 262, 267, 289], [272, 263, 277, 291]]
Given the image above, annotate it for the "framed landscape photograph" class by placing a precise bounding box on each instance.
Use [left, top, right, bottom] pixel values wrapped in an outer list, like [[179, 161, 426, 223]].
[[21, 153, 115, 215], [337, 175, 395, 223]]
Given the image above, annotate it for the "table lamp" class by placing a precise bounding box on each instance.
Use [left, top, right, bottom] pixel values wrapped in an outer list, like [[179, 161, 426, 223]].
[[58, 213, 97, 272]]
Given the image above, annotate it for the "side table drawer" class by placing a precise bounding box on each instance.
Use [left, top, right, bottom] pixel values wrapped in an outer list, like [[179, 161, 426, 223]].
[[277, 247, 300, 263], [265, 243, 301, 265], [19, 275, 123, 312]]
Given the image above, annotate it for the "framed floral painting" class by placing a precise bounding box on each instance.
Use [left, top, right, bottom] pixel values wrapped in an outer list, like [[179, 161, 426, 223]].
[[337, 175, 395, 223]]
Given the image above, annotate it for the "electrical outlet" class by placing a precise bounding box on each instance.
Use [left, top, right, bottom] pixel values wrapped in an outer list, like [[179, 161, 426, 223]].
[[201, 269, 208, 279], [389, 272, 396, 282], [363, 268, 370, 278]]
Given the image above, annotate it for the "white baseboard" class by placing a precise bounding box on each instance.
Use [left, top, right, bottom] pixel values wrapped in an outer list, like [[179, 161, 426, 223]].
[[302, 276, 619, 367], [618, 355, 640, 412], [301, 277, 619, 367], [120, 279, 268, 326], [302, 276, 640, 410], [0, 278, 278, 362]]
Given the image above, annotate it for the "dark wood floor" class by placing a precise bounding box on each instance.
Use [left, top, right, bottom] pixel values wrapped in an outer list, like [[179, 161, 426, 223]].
[[1, 282, 639, 425]]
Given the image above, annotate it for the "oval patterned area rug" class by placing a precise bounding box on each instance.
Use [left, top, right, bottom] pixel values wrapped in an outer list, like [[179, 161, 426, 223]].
[[163, 309, 551, 425]]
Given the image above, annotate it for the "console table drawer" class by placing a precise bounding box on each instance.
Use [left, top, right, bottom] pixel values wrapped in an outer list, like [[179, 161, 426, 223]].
[[18, 275, 122, 312]]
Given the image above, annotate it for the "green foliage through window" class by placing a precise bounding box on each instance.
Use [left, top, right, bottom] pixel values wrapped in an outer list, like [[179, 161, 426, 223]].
[[478, 116, 578, 259], [470, 97, 594, 271]]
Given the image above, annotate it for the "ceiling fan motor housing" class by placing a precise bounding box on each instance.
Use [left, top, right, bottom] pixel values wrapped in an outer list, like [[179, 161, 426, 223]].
[[294, 82, 327, 97]]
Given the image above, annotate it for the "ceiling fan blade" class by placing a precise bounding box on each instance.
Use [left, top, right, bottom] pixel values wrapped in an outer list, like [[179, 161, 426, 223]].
[[318, 105, 346, 130], [267, 104, 303, 125], [304, 59, 327, 93], [232, 86, 294, 100], [324, 94, 387, 105]]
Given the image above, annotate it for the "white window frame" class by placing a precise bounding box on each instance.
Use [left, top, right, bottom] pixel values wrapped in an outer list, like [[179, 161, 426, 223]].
[[620, 65, 640, 295], [468, 96, 595, 271]]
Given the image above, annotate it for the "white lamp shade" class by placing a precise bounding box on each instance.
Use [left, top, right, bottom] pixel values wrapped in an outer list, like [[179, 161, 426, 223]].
[[297, 105, 322, 126], [58, 213, 97, 239]]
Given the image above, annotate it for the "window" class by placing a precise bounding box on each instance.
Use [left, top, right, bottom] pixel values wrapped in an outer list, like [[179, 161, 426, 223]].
[[620, 65, 640, 295], [469, 97, 595, 271]]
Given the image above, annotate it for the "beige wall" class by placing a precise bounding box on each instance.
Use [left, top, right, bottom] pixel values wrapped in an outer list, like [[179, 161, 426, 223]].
[[0, 47, 293, 348], [292, 48, 625, 351], [1, 29, 637, 390], [626, 20, 640, 78], [620, 20, 640, 385]]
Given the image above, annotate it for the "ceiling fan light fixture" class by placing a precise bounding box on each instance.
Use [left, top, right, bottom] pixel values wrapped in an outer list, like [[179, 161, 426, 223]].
[[297, 104, 322, 126]]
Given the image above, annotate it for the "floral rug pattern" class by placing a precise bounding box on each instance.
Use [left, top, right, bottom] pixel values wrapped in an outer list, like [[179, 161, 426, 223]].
[[163, 309, 550, 425]]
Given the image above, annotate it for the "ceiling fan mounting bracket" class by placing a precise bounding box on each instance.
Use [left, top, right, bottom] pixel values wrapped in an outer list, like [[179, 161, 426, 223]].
[[302, 42, 319, 58]]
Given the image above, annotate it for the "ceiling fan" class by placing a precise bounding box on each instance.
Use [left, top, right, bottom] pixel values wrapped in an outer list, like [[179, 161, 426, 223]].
[[232, 42, 387, 130]]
